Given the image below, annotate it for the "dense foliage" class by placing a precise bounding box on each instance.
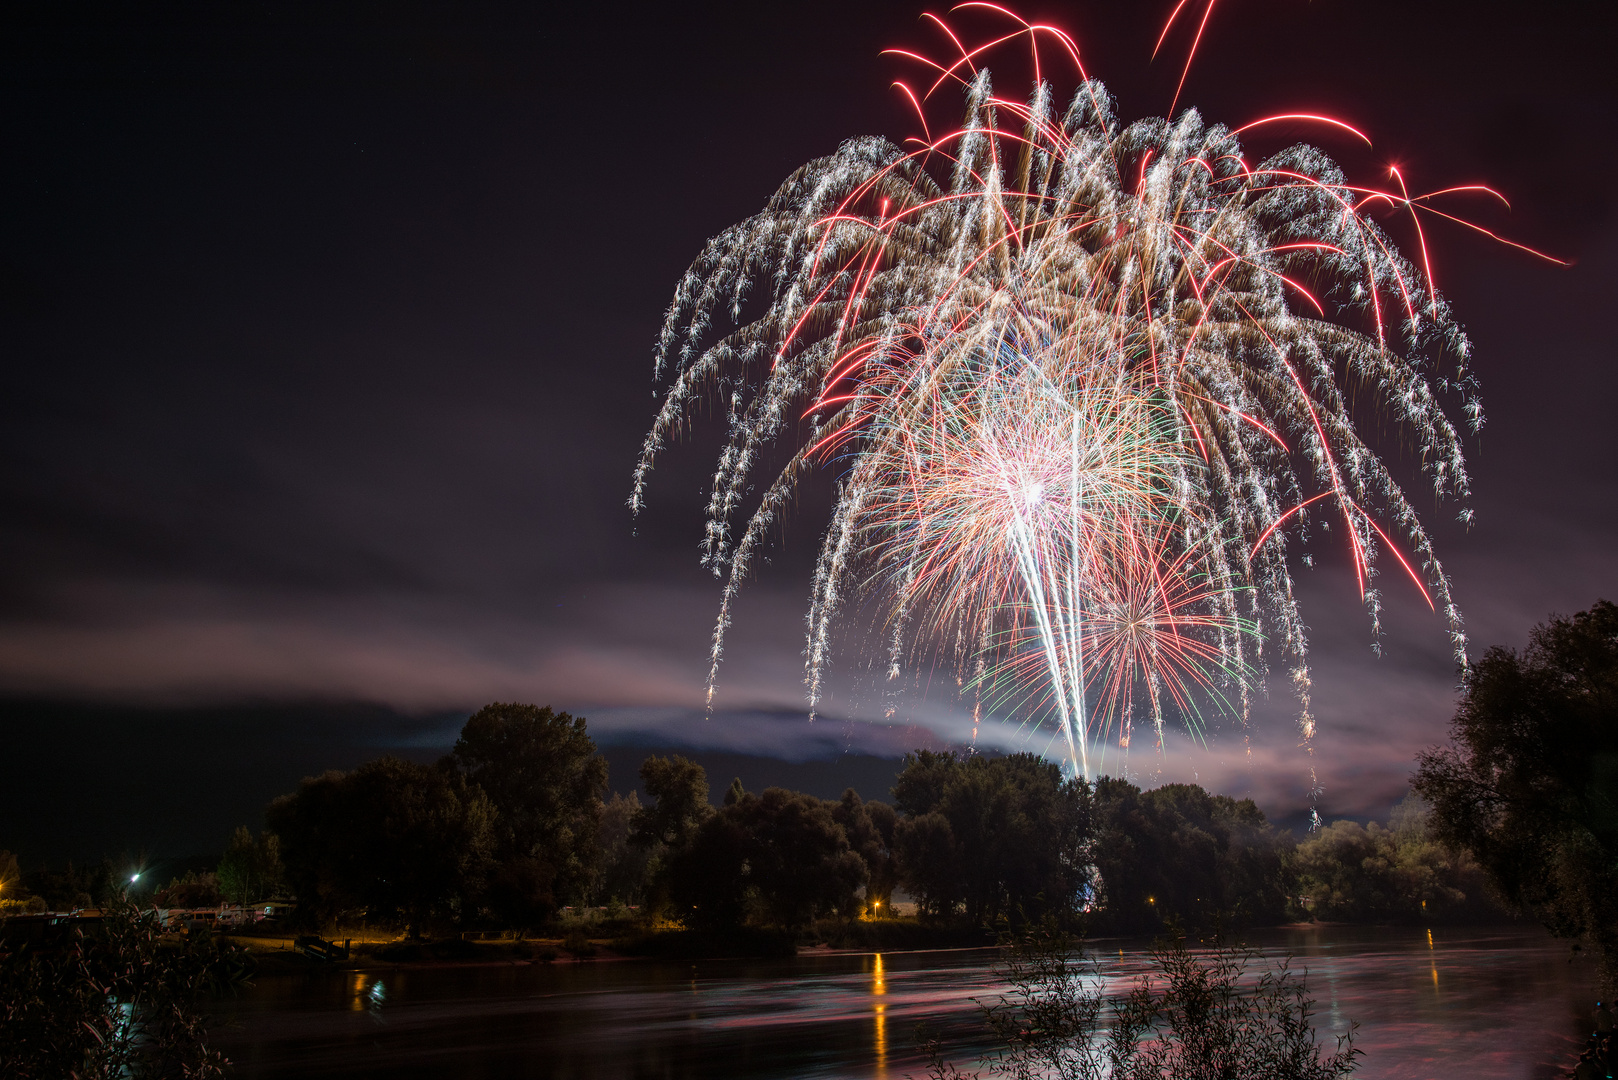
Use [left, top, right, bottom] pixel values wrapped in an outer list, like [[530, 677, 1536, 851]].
[[1414, 600, 1618, 983], [832, 790, 898, 911], [10, 700, 1507, 940], [1294, 797, 1498, 924], [447, 703, 607, 924], [152, 871, 222, 909], [0, 898, 250, 1078], [925, 926, 1360, 1080], [18, 861, 116, 913], [595, 791, 651, 906], [215, 827, 284, 908], [267, 756, 497, 935], [892, 751, 1092, 925], [1091, 780, 1292, 932], [263, 704, 609, 932], [667, 785, 868, 930]]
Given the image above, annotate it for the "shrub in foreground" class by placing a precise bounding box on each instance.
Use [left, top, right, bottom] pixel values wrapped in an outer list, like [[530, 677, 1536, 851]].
[[0, 898, 252, 1079], [925, 925, 1359, 1080]]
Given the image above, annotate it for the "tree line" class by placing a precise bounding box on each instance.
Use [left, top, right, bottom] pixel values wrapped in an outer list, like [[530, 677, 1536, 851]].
[[112, 700, 1495, 938], [2, 700, 1515, 937], [16, 596, 1610, 961]]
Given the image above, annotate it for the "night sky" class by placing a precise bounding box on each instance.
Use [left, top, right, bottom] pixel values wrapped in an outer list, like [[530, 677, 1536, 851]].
[[2, 0, 1613, 866]]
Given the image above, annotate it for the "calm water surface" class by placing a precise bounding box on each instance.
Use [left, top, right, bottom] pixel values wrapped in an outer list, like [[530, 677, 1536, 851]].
[[213, 926, 1597, 1079]]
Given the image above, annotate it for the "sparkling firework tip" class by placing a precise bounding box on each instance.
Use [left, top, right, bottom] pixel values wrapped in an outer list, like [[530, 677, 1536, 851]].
[[632, 5, 1561, 780]]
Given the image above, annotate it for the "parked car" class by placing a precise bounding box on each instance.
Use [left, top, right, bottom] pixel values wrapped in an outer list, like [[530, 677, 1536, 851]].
[[163, 909, 220, 935], [255, 902, 295, 924], [218, 904, 252, 928]]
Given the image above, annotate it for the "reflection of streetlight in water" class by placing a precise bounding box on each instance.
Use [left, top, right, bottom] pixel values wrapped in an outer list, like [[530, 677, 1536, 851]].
[[1427, 928, 1439, 993], [872, 952, 887, 1078], [352, 973, 387, 1015]]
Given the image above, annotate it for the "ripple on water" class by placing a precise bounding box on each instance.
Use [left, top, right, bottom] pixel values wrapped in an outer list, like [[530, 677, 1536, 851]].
[[211, 926, 1597, 1079]]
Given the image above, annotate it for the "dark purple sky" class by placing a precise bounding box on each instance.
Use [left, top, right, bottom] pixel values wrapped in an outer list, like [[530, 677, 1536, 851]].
[[1, 0, 1613, 858]]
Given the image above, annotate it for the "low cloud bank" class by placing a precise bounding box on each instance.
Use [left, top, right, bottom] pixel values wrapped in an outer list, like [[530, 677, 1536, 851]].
[[0, 561, 1605, 825]]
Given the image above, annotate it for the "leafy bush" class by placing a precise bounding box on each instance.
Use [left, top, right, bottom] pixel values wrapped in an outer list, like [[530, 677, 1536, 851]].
[[1294, 796, 1504, 924], [0, 897, 252, 1079], [1415, 600, 1618, 985], [563, 928, 597, 958], [925, 926, 1360, 1080]]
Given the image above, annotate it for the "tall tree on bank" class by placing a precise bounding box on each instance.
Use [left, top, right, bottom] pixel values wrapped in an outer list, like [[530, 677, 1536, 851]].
[[892, 751, 1093, 926], [1415, 600, 1618, 986], [595, 791, 650, 905], [215, 827, 283, 907], [448, 703, 608, 923], [1294, 795, 1501, 924], [832, 789, 899, 913], [267, 757, 496, 935], [1091, 781, 1293, 933], [629, 754, 714, 916], [630, 755, 713, 850], [668, 785, 867, 930]]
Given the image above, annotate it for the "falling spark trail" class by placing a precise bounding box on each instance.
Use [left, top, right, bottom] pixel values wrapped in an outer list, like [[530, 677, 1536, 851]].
[[631, 6, 1557, 779]]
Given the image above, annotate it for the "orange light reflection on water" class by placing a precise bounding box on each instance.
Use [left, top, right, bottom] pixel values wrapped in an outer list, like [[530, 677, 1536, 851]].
[[872, 952, 887, 1078]]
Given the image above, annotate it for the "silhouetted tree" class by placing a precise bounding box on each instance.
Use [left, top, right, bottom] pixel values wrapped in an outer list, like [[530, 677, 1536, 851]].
[[630, 755, 713, 848], [893, 751, 1093, 926], [832, 789, 898, 912], [215, 826, 284, 906], [1293, 795, 1500, 924], [1091, 780, 1291, 933], [666, 806, 749, 930], [668, 787, 866, 930], [447, 703, 607, 922], [594, 791, 651, 905], [268, 756, 496, 935], [895, 811, 959, 918], [21, 862, 114, 912], [1414, 600, 1618, 985], [629, 754, 714, 916], [153, 872, 221, 909]]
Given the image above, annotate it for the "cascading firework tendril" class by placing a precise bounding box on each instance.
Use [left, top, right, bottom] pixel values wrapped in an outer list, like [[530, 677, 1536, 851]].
[[631, 5, 1557, 781]]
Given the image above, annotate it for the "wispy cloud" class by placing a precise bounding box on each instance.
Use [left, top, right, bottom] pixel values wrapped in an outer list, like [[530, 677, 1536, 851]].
[[2, 498, 1612, 827]]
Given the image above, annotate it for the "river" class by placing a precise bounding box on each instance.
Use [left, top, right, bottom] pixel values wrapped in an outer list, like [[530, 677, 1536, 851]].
[[212, 925, 1597, 1079]]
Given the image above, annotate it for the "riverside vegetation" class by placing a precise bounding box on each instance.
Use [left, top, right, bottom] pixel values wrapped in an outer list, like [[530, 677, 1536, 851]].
[[5, 601, 1615, 1075], [6, 702, 1516, 952], [266, 708, 1512, 944]]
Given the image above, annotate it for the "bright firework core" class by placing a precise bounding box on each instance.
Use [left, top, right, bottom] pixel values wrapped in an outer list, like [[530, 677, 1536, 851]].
[[633, 7, 1556, 779]]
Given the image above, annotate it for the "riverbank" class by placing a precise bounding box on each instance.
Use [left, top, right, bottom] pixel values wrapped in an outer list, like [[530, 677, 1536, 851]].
[[210, 924, 1595, 1080], [224, 915, 999, 973], [227, 913, 1522, 975]]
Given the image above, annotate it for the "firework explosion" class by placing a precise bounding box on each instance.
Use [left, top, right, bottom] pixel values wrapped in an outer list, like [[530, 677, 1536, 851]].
[[632, 5, 1555, 779]]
